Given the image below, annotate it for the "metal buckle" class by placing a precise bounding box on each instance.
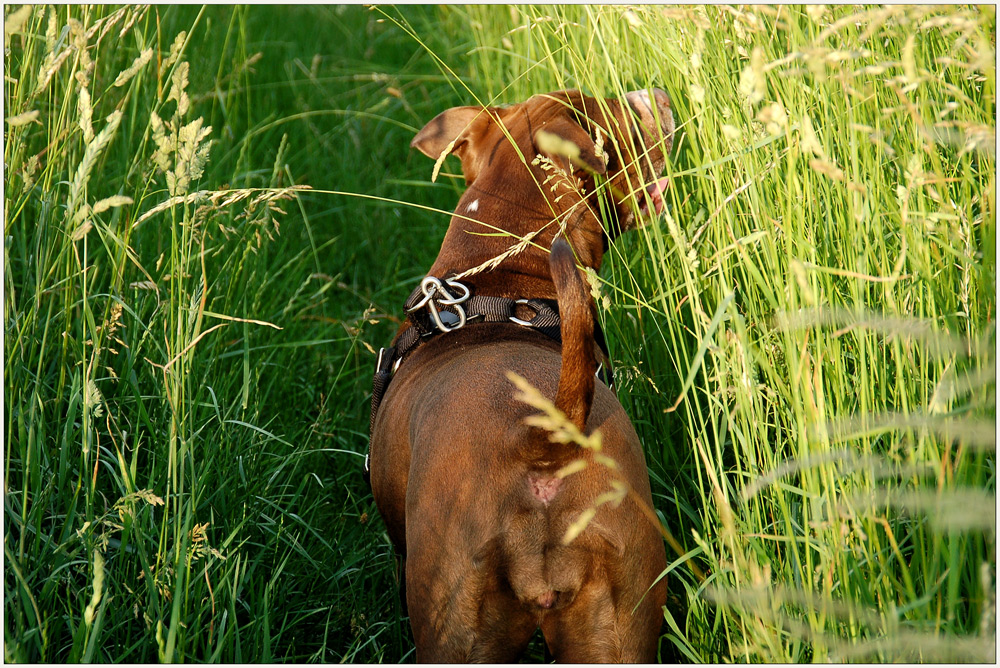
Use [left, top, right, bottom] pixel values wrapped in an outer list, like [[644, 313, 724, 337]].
[[406, 276, 471, 334], [376, 346, 403, 375], [509, 298, 535, 327]]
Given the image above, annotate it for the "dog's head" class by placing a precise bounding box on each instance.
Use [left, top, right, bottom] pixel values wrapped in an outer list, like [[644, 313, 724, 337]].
[[411, 88, 674, 264]]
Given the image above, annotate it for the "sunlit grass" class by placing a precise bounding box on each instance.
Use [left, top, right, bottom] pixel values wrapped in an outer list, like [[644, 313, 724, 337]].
[[458, 4, 995, 662]]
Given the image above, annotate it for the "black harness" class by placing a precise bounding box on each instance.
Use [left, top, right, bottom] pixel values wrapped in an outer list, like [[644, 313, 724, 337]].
[[365, 275, 612, 483]]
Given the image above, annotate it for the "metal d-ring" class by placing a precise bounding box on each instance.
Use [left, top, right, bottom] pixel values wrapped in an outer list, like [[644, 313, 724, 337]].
[[509, 298, 535, 327], [438, 279, 470, 305], [406, 276, 470, 334]]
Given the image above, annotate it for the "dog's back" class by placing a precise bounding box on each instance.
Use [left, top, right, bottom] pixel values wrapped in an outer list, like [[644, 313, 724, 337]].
[[371, 248, 666, 661]]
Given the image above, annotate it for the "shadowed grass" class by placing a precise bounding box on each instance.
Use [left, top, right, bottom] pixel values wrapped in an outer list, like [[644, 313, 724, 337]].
[[4, 5, 466, 662]]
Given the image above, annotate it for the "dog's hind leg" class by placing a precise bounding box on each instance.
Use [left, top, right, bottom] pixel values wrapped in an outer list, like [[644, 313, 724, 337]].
[[539, 573, 662, 663], [405, 556, 537, 662]]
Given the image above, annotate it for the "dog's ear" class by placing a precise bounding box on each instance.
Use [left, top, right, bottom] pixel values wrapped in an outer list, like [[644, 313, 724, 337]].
[[533, 115, 608, 176], [411, 106, 484, 161]]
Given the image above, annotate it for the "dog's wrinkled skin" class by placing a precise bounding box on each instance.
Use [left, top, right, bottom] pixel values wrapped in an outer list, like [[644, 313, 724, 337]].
[[370, 89, 675, 662]]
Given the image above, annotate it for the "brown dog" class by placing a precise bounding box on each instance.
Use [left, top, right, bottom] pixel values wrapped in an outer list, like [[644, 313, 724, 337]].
[[369, 89, 674, 662]]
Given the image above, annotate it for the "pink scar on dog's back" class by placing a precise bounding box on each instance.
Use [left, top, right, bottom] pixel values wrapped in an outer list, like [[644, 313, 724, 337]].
[[528, 473, 562, 505]]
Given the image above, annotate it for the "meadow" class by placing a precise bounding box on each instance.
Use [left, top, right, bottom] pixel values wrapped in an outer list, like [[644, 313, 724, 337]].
[[4, 4, 995, 663]]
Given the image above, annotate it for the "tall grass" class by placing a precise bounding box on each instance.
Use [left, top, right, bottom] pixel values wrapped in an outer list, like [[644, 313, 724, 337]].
[[4, 4, 994, 664], [4, 5, 463, 662], [5, 5, 306, 661], [459, 5, 995, 662]]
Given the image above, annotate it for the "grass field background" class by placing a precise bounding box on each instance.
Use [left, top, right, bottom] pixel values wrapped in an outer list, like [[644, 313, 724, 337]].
[[4, 4, 995, 663]]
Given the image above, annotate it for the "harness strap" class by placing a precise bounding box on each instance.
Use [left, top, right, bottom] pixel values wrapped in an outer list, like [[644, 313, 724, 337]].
[[364, 279, 612, 486]]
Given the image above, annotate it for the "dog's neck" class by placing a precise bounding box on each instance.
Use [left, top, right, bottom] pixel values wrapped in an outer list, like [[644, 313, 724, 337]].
[[425, 185, 606, 301]]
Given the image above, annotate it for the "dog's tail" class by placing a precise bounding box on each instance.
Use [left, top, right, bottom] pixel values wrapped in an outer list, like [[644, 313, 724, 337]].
[[550, 238, 596, 431]]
